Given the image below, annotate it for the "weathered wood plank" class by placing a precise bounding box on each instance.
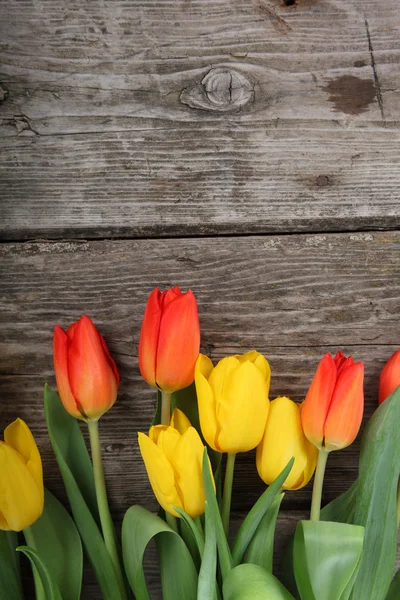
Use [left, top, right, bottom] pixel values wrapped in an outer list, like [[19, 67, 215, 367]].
[[1, 231, 399, 597], [1, 0, 399, 239]]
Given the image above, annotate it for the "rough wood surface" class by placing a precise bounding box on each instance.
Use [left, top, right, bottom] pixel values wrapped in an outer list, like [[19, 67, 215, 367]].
[[1, 0, 399, 239], [1, 232, 399, 511]]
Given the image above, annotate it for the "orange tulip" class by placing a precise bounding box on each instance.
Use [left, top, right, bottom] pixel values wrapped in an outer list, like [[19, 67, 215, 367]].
[[53, 315, 120, 421], [139, 287, 200, 392], [379, 349, 400, 404], [301, 351, 364, 451]]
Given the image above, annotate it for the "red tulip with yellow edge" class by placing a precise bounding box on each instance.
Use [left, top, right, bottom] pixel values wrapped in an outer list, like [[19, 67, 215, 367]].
[[257, 397, 318, 491], [53, 315, 120, 421], [0, 419, 44, 532], [379, 349, 400, 405], [138, 287, 200, 393], [138, 408, 211, 518], [301, 350, 364, 452]]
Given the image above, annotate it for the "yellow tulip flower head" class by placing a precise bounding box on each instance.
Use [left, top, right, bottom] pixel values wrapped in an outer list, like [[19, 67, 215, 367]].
[[0, 419, 44, 531], [138, 408, 211, 518], [256, 397, 318, 490], [195, 351, 271, 454]]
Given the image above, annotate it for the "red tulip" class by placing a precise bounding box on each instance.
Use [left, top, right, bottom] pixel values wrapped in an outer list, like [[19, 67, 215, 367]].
[[139, 287, 200, 392], [53, 316, 120, 420], [379, 349, 400, 404], [301, 351, 364, 451]]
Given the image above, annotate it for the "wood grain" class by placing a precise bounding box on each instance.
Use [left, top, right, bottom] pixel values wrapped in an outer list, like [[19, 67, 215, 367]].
[[1, 0, 399, 239], [1, 231, 399, 511]]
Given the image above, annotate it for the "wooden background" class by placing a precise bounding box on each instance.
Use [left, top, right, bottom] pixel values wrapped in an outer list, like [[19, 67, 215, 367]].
[[1, 0, 400, 597]]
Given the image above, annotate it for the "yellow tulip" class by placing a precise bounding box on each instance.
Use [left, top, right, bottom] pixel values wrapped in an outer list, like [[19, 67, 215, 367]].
[[256, 396, 318, 490], [0, 419, 44, 531], [195, 351, 271, 453], [138, 409, 210, 518]]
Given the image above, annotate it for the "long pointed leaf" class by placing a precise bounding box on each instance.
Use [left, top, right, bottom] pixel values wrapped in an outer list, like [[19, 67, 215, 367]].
[[0, 531, 23, 600], [321, 481, 357, 524], [17, 546, 63, 600], [44, 385, 122, 599], [386, 570, 400, 600], [27, 489, 83, 600], [198, 502, 218, 600], [245, 492, 284, 572], [350, 387, 400, 600], [122, 505, 197, 600], [231, 458, 294, 566], [202, 448, 233, 580]]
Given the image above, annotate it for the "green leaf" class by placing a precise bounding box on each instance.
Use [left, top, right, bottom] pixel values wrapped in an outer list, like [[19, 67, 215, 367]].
[[26, 489, 82, 600], [122, 504, 198, 600], [349, 386, 400, 600], [17, 546, 62, 600], [198, 502, 218, 600], [231, 457, 294, 567], [321, 481, 357, 524], [44, 384, 123, 600], [0, 531, 23, 600], [386, 570, 400, 600], [223, 564, 295, 600], [245, 492, 284, 572], [202, 448, 233, 580], [293, 520, 364, 600], [174, 507, 205, 558]]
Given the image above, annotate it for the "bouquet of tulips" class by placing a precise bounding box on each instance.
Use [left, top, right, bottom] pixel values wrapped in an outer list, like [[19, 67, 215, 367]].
[[1, 287, 400, 600]]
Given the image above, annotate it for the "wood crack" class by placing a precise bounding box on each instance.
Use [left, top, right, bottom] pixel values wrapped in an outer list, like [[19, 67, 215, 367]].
[[364, 16, 385, 121]]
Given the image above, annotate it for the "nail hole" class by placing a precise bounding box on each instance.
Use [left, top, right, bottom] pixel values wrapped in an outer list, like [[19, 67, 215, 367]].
[[283, 0, 297, 6]]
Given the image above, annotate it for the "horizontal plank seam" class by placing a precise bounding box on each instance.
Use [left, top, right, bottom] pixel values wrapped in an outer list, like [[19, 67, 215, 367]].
[[1, 226, 399, 245]]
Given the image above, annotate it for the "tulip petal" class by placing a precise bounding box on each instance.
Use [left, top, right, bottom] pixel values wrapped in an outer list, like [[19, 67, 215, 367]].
[[170, 408, 192, 434], [171, 427, 206, 517], [237, 351, 271, 384], [138, 288, 162, 388], [67, 316, 118, 419], [138, 433, 183, 517], [0, 443, 43, 531], [256, 397, 317, 490], [4, 419, 44, 504], [53, 325, 82, 419], [301, 353, 337, 449], [195, 355, 219, 451], [155, 427, 181, 463], [217, 361, 269, 453], [155, 290, 200, 392], [324, 362, 364, 451], [379, 349, 400, 404]]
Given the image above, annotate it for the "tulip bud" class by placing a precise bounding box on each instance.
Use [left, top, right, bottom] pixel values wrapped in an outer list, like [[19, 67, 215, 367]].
[[195, 351, 271, 453], [379, 349, 400, 404], [0, 419, 44, 531], [138, 287, 200, 393], [53, 315, 120, 421], [138, 409, 210, 517], [301, 351, 364, 452], [256, 397, 318, 490]]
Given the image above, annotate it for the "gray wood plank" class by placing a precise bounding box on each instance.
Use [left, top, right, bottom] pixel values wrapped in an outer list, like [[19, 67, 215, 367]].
[[1, 0, 399, 239], [1, 231, 399, 597]]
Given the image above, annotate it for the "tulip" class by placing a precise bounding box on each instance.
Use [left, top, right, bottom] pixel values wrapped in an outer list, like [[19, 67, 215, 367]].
[[0, 419, 44, 532], [195, 351, 271, 454], [138, 409, 210, 518], [379, 349, 400, 404], [257, 397, 318, 490], [301, 351, 364, 452], [138, 287, 200, 393], [53, 315, 120, 421]]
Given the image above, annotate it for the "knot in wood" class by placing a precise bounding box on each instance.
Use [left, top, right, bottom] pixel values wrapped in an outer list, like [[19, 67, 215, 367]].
[[181, 67, 254, 112]]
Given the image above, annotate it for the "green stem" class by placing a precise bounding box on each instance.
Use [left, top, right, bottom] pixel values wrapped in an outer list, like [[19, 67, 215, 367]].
[[310, 448, 329, 521], [165, 512, 179, 533], [87, 420, 127, 600], [161, 391, 172, 426], [23, 527, 45, 600], [221, 453, 236, 537], [194, 515, 204, 537]]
